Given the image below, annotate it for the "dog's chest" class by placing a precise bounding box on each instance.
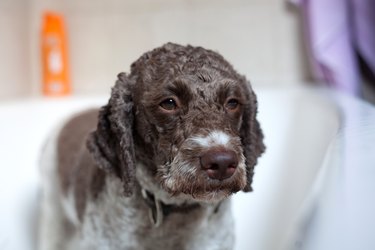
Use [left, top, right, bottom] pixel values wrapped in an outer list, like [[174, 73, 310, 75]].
[[75, 181, 234, 250]]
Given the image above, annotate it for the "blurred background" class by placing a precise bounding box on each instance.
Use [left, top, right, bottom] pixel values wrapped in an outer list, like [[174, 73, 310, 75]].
[[1, 1, 375, 249], [1, 0, 373, 103]]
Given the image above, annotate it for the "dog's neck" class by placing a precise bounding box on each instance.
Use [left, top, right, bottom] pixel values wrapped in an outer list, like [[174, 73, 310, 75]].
[[135, 164, 222, 227], [140, 188, 203, 227]]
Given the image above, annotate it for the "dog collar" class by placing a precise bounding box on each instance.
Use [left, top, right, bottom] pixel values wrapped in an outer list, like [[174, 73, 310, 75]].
[[141, 189, 201, 227]]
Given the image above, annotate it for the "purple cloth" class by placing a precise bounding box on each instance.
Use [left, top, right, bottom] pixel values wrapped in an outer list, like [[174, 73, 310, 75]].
[[292, 0, 375, 96], [352, 0, 375, 74]]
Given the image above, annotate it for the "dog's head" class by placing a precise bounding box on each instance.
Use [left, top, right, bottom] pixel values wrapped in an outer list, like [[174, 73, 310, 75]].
[[87, 43, 265, 202]]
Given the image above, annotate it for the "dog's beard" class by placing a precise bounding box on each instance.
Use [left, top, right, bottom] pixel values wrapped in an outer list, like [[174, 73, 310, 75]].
[[157, 156, 247, 203]]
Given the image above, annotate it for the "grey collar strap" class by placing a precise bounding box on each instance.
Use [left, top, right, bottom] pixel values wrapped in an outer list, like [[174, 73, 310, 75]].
[[141, 188, 202, 227]]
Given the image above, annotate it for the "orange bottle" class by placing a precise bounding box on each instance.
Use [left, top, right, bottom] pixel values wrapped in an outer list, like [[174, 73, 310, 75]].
[[41, 12, 71, 96]]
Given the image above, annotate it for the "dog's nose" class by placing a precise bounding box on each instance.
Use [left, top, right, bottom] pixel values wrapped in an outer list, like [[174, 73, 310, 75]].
[[200, 149, 238, 180]]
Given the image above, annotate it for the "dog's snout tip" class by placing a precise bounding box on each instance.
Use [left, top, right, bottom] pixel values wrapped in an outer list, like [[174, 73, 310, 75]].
[[200, 149, 238, 180]]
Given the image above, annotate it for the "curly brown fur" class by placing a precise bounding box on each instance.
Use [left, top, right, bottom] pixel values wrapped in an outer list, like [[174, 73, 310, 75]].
[[39, 43, 265, 250], [87, 43, 265, 199]]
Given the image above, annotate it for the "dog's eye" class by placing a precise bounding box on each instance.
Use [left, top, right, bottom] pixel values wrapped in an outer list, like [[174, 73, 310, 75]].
[[225, 98, 239, 110], [160, 98, 178, 111]]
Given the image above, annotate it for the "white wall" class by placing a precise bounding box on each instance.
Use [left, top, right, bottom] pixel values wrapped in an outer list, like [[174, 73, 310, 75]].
[[0, 0, 31, 100], [1, 0, 311, 99]]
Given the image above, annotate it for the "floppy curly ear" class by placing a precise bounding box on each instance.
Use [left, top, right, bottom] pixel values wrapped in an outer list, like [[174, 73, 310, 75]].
[[240, 83, 265, 192], [87, 72, 135, 196]]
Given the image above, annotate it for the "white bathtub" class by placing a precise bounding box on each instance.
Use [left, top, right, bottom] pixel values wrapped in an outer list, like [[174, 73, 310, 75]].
[[0, 87, 374, 250]]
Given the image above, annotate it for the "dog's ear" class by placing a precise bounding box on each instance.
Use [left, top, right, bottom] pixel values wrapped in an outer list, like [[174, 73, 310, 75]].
[[240, 82, 265, 192], [87, 72, 135, 196]]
